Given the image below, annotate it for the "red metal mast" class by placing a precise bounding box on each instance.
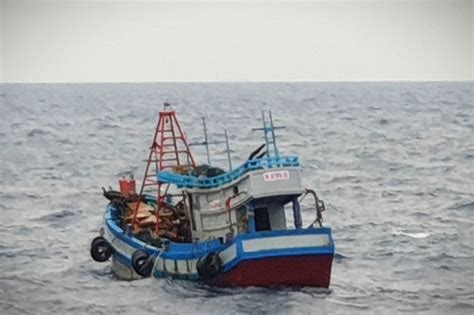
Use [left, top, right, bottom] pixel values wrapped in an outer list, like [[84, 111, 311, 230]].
[[132, 104, 196, 232]]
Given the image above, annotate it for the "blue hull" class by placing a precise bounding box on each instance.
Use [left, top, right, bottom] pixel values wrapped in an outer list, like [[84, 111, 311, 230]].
[[102, 205, 335, 287]]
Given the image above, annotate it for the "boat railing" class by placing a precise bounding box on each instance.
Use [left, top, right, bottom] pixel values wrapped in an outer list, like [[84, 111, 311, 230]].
[[157, 156, 300, 189]]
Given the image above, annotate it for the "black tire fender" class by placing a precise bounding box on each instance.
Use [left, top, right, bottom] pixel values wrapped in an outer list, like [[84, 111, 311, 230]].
[[90, 236, 114, 262], [131, 249, 155, 278], [196, 252, 222, 280]]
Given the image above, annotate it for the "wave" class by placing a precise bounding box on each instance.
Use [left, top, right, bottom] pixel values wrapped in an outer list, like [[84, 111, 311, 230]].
[[392, 230, 430, 239], [449, 201, 474, 211]]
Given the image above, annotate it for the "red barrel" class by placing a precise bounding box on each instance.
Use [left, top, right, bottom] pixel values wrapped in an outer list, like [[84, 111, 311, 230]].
[[128, 175, 136, 194], [119, 176, 129, 195]]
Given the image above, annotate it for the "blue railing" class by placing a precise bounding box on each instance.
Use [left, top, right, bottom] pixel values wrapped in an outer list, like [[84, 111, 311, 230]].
[[157, 156, 300, 189]]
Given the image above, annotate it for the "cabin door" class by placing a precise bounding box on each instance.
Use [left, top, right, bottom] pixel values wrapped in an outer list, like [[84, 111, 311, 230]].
[[254, 207, 271, 231]]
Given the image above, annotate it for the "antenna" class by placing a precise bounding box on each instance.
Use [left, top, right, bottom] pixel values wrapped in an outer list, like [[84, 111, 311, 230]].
[[225, 129, 232, 170], [252, 110, 285, 159], [189, 117, 234, 170], [202, 117, 211, 164]]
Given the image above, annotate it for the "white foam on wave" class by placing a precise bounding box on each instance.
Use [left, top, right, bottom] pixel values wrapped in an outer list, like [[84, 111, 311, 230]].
[[393, 230, 430, 239]]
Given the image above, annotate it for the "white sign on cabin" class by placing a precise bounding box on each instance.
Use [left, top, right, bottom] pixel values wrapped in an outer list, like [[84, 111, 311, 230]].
[[263, 170, 290, 182]]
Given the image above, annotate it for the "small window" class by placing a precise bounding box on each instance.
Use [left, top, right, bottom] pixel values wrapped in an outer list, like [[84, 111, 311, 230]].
[[233, 185, 239, 195]]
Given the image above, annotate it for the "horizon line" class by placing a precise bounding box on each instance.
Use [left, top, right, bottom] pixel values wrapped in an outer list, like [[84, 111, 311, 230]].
[[1, 79, 472, 84]]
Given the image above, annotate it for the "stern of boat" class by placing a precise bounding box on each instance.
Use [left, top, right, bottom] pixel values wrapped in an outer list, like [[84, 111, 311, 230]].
[[213, 227, 334, 287]]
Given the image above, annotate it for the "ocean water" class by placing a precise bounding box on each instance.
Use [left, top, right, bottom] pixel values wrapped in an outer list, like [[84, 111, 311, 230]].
[[0, 82, 472, 314]]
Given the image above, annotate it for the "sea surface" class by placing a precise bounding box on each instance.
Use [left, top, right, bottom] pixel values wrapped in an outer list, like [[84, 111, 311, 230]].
[[0, 82, 473, 314]]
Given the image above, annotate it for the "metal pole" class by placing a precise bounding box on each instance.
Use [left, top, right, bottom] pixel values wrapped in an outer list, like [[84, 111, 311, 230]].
[[202, 117, 211, 165], [261, 111, 270, 158], [292, 197, 302, 229], [224, 129, 232, 170], [269, 110, 279, 158]]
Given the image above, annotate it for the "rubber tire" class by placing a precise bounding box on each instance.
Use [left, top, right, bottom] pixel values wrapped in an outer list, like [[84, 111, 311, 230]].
[[90, 236, 113, 262], [196, 252, 222, 280], [131, 249, 154, 278]]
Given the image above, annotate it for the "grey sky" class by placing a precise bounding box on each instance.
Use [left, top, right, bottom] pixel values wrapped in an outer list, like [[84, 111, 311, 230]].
[[1, 0, 472, 82]]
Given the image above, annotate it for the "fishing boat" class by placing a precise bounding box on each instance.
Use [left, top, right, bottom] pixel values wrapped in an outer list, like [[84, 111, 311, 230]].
[[90, 103, 335, 287]]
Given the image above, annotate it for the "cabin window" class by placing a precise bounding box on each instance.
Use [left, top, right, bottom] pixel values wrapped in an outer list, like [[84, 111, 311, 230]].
[[233, 185, 239, 195], [254, 207, 271, 231], [193, 195, 200, 210]]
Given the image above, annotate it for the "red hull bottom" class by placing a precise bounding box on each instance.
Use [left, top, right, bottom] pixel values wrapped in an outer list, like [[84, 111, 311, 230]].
[[212, 254, 333, 288]]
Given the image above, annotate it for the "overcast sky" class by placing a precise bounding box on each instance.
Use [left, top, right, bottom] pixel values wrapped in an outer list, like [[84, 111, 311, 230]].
[[1, 0, 472, 82]]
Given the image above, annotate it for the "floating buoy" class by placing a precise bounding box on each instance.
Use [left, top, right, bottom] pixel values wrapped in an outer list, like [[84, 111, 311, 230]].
[[131, 249, 155, 277], [196, 252, 222, 279], [90, 236, 114, 262]]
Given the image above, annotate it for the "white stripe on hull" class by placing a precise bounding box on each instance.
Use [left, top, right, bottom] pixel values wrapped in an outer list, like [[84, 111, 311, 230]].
[[242, 234, 330, 253], [154, 244, 238, 275]]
